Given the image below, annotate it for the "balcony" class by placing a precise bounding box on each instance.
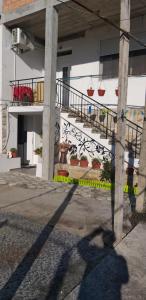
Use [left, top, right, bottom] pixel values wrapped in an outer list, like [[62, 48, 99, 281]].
[[10, 77, 44, 106]]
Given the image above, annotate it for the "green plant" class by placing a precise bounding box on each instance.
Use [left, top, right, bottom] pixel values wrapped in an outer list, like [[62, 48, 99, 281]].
[[70, 154, 78, 160], [100, 158, 115, 182], [100, 108, 107, 116], [10, 148, 17, 153], [34, 147, 42, 157], [80, 155, 88, 161], [92, 157, 101, 163]]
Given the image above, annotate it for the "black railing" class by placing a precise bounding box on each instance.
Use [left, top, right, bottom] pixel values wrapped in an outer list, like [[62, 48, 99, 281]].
[[56, 79, 142, 159], [10, 77, 44, 105], [10, 77, 142, 158]]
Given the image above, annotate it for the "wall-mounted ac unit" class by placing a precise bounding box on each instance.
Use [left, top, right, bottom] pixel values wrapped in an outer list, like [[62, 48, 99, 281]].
[[12, 28, 31, 52]]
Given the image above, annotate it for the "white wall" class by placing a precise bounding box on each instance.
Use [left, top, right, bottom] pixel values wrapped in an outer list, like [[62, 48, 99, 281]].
[[15, 48, 44, 80], [57, 14, 146, 108]]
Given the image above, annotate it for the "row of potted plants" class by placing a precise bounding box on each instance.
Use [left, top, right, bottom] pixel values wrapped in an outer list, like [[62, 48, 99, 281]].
[[70, 155, 101, 169], [87, 87, 119, 97]]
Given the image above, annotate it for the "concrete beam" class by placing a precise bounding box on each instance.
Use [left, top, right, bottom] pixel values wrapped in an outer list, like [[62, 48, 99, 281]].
[[114, 0, 130, 241], [42, 4, 58, 180]]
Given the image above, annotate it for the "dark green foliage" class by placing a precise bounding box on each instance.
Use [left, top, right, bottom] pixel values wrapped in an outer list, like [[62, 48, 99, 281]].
[[100, 158, 115, 183]]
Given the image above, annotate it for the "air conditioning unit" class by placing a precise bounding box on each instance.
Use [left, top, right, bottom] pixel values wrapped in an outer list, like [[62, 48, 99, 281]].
[[12, 28, 30, 51]]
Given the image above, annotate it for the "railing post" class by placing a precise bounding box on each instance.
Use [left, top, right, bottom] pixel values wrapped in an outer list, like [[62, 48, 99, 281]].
[[135, 125, 138, 158], [81, 93, 83, 122], [106, 110, 109, 139]]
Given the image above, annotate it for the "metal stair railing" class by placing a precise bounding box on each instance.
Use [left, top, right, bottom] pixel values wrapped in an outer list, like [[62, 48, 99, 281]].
[[56, 78, 142, 159]]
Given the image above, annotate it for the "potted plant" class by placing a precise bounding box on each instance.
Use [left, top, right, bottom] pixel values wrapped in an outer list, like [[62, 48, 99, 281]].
[[80, 155, 89, 168], [34, 147, 42, 164], [98, 88, 105, 97], [99, 109, 106, 122], [58, 169, 69, 177], [70, 154, 79, 166], [98, 82, 106, 97], [34, 147, 42, 157], [92, 157, 101, 169], [59, 142, 71, 164], [10, 148, 17, 158], [87, 87, 94, 97]]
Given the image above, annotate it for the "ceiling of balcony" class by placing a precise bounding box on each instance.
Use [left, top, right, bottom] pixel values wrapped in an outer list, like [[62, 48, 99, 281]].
[[7, 0, 146, 42]]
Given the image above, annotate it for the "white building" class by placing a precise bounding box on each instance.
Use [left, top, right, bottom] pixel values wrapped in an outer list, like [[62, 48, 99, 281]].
[[0, 0, 146, 175]]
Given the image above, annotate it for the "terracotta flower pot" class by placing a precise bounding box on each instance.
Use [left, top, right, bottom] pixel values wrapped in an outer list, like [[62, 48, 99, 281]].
[[12, 152, 17, 158], [87, 88, 94, 97], [92, 162, 101, 170], [80, 160, 89, 168], [58, 170, 69, 177], [98, 89, 105, 96], [115, 89, 119, 96], [70, 159, 79, 166]]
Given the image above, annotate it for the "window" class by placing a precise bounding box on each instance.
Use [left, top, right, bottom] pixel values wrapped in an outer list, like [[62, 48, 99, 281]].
[[100, 49, 146, 78]]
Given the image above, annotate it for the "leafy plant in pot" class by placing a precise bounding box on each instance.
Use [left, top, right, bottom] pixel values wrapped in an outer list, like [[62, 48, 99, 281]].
[[80, 155, 89, 168], [99, 109, 106, 122], [10, 148, 17, 158], [70, 154, 79, 166], [92, 157, 101, 170]]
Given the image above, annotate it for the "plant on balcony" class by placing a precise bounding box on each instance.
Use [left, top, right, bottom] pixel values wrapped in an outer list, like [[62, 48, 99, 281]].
[[70, 154, 79, 166], [92, 157, 101, 169], [80, 155, 89, 168], [34, 147, 42, 157], [10, 148, 17, 158]]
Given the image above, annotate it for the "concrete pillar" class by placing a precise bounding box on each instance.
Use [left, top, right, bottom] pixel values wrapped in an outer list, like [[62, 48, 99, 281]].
[[114, 0, 130, 241], [7, 113, 18, 150], [136, 92, 146, 212], [42, 4, 58, 180]]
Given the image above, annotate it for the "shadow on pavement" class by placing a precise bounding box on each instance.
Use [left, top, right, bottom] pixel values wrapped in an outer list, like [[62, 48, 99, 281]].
[[0, 184, 78, 300], [46, 228, 129, 300]]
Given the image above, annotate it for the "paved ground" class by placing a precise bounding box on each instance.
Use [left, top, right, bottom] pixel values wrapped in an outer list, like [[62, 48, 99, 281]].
[[0, 171, 145, 299], [66, 222, 146, 300]]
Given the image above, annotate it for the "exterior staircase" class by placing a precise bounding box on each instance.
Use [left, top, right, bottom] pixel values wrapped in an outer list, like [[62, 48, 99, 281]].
[[56, 79, 142, 168]]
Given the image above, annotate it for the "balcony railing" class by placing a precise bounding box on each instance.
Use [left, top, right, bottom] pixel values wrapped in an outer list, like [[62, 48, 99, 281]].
[[10, 77, 44, 106]]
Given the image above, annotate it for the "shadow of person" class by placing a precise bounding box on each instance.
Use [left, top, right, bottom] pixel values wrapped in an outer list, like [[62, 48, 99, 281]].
[[46, 228, 129, 300], [77, 230, 129, 300]]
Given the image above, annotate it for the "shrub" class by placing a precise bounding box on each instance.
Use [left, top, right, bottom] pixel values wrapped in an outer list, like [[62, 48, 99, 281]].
[[100, 158, 115, 182]]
